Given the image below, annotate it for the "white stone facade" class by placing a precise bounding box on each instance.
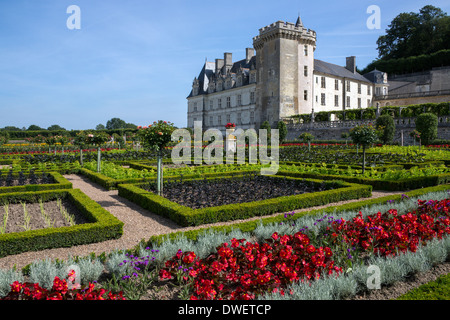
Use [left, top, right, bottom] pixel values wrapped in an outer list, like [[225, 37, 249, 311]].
[[187, 17, 388, 131]]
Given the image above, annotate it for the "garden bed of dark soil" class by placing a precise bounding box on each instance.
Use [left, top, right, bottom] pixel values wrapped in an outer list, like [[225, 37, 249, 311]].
[[0, 173, 55, 187], [0, 199, 89, 234], [142, 174, 342, 209]]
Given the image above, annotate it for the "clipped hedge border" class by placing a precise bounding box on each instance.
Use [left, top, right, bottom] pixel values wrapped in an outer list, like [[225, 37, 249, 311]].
[[0, 172, 72, 194], [275, 169, 450, 191], [145, 184, 450, 247], [280, 161, 405, 171], [117, 174, 372, 227], [77, 168, 148, 190], [0, 189, 124, 258], [79, 166, 264, 190]]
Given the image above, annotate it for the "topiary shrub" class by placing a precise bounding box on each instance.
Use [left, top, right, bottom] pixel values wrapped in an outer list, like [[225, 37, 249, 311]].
[[276, 121, 287, 144], [375, 114, 396, 144], [415, 113, 438, 145]]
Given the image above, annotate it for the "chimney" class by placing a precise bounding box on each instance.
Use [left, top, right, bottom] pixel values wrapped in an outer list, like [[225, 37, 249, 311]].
[[346, 56, 356, 73], [224, 52, 232, 72], [215, 58, 224, 75], [245, 48, 255, 63]]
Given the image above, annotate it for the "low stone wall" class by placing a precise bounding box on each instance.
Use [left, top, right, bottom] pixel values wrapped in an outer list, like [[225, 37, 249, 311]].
[[286, 115, 450, 145]]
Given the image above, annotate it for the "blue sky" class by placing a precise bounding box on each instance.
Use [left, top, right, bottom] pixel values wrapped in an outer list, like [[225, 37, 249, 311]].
[[0, 0, 449, 130]]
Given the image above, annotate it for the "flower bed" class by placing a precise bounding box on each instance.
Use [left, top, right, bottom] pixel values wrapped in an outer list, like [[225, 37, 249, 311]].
[[156, 195, 450, 300], [117, 174, 371, 226], [0, 185, 448, 301], [1, 271, 125, 300]]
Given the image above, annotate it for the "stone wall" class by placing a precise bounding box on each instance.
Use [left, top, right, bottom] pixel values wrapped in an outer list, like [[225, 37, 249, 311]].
[[286, 115, 450, 144]]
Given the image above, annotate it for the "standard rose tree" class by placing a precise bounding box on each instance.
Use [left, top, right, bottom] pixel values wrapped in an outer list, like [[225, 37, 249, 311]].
[[85, 131, 110, 172], [137, 120, 176, 195], [349, 124, 378, 174]]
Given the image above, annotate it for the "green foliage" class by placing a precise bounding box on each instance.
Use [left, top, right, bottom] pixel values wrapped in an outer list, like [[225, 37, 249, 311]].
[[375, 5, 449, 60], [85, 131, 110, 146], [375, 114, 396, 144], [416, 113, 438, 145], [276, 121, 288, 143], [299, 132, 314, 142], [349, 124, 378, 147], [397, 272, 450, 300], [137, 120, 176, 152]]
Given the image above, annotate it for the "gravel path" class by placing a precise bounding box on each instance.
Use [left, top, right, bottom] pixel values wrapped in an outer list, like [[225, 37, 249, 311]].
[[0, 175, 406, 271]]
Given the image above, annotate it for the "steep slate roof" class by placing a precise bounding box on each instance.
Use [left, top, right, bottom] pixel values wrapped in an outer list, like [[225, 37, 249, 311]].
[[314, 59, 373, 83], [187, 56, 256, 98]]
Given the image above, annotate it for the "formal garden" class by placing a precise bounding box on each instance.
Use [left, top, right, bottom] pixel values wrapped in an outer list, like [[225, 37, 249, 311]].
[[0, 118, 449, 301]]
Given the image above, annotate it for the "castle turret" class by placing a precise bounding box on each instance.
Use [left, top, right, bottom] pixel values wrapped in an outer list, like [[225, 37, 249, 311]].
[[253, 17, 316, 128]]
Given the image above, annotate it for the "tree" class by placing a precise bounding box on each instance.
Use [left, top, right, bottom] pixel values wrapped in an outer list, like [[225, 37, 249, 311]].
[[276, 121, 288, 144], [299, 132, 314, 151], [47, 124, 66, 131], [375, 114, 395, 144], [85, 131, 110, 172], [376, 5, 448, 60], [27, 124, 43, 131], [1, 126, 22, 131], [415, 113, 438, 145], [95, 124, 106, 130], [106, 118, 127, 130], [137, 120, 176, 196], [349, 124, 378, 174]]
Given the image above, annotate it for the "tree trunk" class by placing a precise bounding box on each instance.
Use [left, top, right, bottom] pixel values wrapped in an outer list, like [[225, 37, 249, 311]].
[[97, 147, 101, 172], [362, 146, 366, 174], [157, 150, 163, 196]]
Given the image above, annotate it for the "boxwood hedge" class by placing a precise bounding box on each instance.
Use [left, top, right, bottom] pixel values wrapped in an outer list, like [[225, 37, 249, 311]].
[[0, 189, 124, 258], [0, 172, 72, 194], [117, 174, 372, 227]]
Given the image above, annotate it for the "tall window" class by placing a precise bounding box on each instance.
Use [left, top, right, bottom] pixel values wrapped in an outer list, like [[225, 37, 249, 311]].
[[218, 115, 222, 125], [304, 44, 308, 56], [334, 95, 339, 107], [304, 66, 308, 77], [335, 79, 339, 90], [237, 94, 242, 106], [358, 98, 361, 108], [227, 114, 231, 123], [367, 86, 371, 95], [209, 100, 213, 110], [321, 93, 326, 106], [218, 98, 222, 108], [237, 112, 242, 123], [321, 77, 326, 89], [346, 81, 351, 92], [209, 116, 213, 125], [194, 102, 197, 112], [250, 111, 255, 123], [304, 90, 308, 101], [250, 91, 255, 104], [226, 97, 231, 108], [346, 96, 350, 108], [358, 83, 361, 94]]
